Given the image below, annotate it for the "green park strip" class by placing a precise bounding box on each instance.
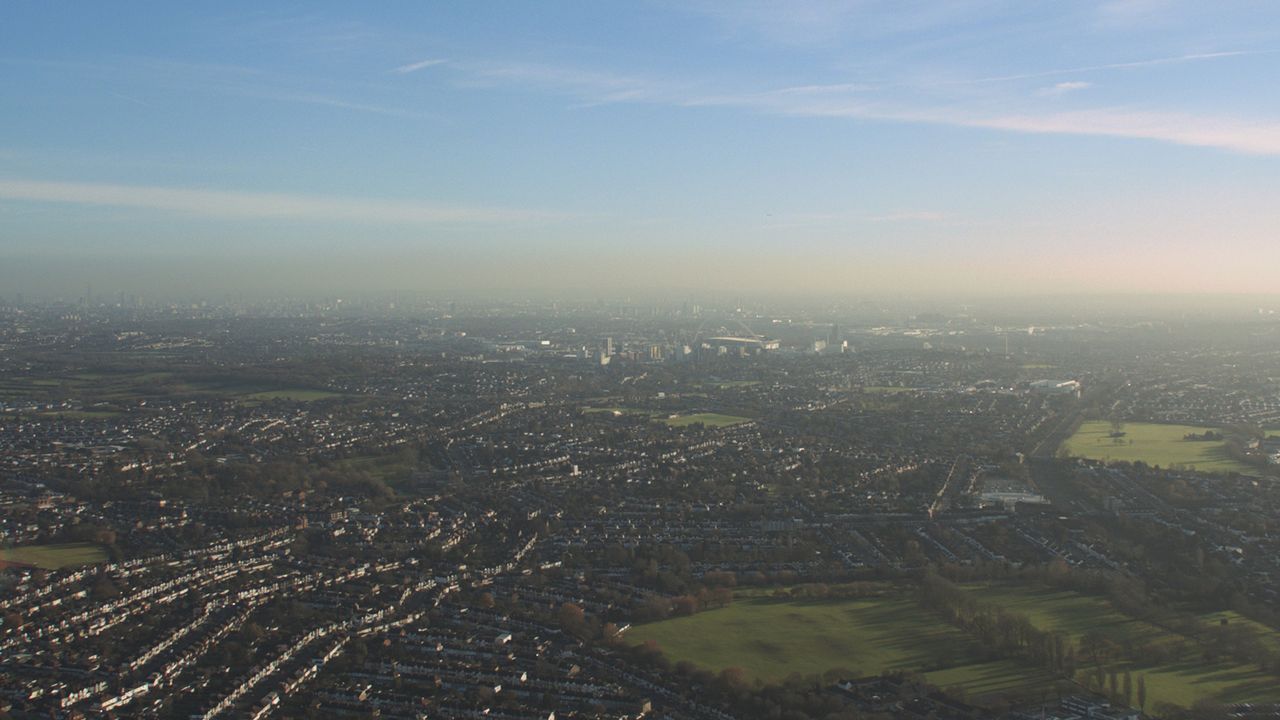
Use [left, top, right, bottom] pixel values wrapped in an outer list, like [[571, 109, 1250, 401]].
[[37, 410, 122, 419], [581, 407, 660, 416], [1, 371, 342, 405], [630, 593, 1055, 699], [661, 413, 751, 428], [240, 388, 342, 401], [632, 583, 1280, 709], [965, 584, 1280, 709], [0, 542, 108, 570], [1062, 421, 1255, 474]]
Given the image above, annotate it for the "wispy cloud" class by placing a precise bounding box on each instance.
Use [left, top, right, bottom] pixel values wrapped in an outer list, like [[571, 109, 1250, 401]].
[[0, 179, 569, 225], [953, 108, 1280, 156], [392, 58, 447, 74], [710, 87, 1280, 155], [1037, 81, 1093, 97], [434, 54, 1280, 156], [968, 50, 1271, 84]]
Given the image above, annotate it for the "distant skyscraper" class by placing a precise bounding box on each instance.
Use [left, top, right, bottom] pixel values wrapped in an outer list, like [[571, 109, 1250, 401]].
[[605, 337, 614, 356]]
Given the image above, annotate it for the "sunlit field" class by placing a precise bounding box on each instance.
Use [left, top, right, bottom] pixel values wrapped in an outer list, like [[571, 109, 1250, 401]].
[[0, 542, 108, 570], [1062, 421, 1253, 474], [634, 584, 1280, 709]]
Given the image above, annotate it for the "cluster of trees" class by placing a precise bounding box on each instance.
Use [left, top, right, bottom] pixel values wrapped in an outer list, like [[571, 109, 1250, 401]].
[[767, 581, 885, 601], [920, 571, 1163, 711], [1078, 663, 1146, 712], [631, 586, 735, 622], [920, 572, 1077, 676], [1182, 430, 1222, 441], [932, 560, 1280, 709]]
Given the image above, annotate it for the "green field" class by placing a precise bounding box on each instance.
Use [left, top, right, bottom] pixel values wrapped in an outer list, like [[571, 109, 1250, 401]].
[[632, 584, 1280, 709], [662, 413, 751, 428], [582, 407, 659, 417], [38, 409, 122, 419], [967, 584, 1280, 708], [241, 388, 341, 402], [860, 385, 916, 394], [630, 594, 1056, 698], [1, 371, 342, 406], [0, 542, 108, 569], [1062, 421, 1253, 474]]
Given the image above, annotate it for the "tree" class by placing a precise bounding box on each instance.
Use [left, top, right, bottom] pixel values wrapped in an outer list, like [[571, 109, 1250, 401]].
[[557, 602, 585, 631], [1137, 675, 1147, 711], [672, 594, 699, 616], [719, 666, 750, 691]]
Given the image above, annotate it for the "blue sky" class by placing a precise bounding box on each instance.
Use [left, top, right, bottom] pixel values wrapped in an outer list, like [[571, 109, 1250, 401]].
[[3, 1, 1279, 297]]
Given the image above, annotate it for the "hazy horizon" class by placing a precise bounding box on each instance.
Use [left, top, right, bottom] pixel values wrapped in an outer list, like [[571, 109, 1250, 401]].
[[4, 2, 1280, 297]]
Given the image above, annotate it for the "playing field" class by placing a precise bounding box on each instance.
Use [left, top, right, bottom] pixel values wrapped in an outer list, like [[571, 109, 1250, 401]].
[[1061, 421, 1253, 474], [662, 413, 751, 428], [1, 371, 343, 406], [0, 542, 108, 569], [241, 388, 341, 401], [966, 584, 1280, 708], [582, 407, 658, 416], [632, 584, 1280, 709], [630, 594, 1056, 698]]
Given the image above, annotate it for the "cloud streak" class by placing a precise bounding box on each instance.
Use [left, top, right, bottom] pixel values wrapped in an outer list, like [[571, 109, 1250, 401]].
[[453, 56, 1280, 155], [1037, 81, 1092, 97], [718, 86, 1280, 155], [0, 179, 569, 225], [392, 58, 447, 74], [967, 50, 1273, 84]]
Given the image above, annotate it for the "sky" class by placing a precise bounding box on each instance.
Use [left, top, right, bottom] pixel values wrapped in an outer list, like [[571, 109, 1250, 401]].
[[3, 1, 1280, 299]]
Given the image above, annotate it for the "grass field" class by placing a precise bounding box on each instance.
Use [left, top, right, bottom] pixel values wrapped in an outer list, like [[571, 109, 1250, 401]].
[[662, 413, 751, 428], [632, 584, 1280, 709], [1, 371, 342, 407], [631, 594, 1056, 698], [966, 584, 1280, 708], [38, 409, 122, 419], [0, 542, 108, 569], [1062, 421, 1253, 474], [241, 388, 341, 402], [582, 407, 659, 416], [855, 384, 916, 394]]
